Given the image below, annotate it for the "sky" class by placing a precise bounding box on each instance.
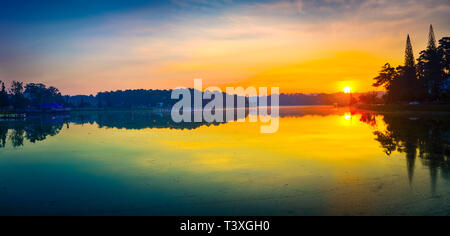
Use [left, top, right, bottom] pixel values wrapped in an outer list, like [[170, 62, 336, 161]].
[[0, 0, 449, 95]]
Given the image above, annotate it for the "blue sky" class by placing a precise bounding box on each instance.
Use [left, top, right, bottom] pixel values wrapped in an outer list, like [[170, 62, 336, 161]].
[[0, 0, 165, 22]]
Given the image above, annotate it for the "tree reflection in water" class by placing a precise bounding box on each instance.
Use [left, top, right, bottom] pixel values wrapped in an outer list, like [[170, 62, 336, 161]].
[[0, 116, 69, 148], [361, 112, 450, 193], [0, 110, 248, 148]]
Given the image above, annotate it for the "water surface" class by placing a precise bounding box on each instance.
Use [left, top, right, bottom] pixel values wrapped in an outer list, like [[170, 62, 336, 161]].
[[0, 106, 449, 215]]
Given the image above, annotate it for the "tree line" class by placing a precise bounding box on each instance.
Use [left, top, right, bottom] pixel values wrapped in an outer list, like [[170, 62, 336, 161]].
[[373, 25, 450, 103], [0, 82, 390, 111], [0, 81, 64, 110]]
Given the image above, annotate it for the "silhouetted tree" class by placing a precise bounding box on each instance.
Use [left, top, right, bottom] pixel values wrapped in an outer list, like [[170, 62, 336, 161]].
[[384, 35, 422, 102], [96, 89, 176, 109], [403, 35, 423, 101], [417, 25, 445, 100], [0, 80, 9, 109], [373, 63, 398, 90], [405, 34, 415, 68], [438, 37, 450, 77], [374, 25, 448, 103], [10, 81, 27, 109], [373, 63, 401, 103], [24, 83, 63, 106]]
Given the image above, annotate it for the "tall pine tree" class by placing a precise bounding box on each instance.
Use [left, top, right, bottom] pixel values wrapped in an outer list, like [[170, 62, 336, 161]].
[[428, 25, 437, 51], [405, 35, 415, 68], [418, 24, 444, 101], [395, 34, 419, 102], [405, 34, 421, 101], [373, 35, 419, 103]]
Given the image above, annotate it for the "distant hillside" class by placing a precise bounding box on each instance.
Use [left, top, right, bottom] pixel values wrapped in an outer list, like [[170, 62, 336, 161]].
[[279, 91, 385, 106], [64, 90, 386, 108]]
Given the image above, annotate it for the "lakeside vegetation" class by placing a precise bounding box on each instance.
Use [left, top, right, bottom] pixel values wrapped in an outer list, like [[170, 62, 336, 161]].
[[357, 104, 450, 113], [371, 25, 449, 104], [0, 81, 64, 112], [0, 81, 380, 112]]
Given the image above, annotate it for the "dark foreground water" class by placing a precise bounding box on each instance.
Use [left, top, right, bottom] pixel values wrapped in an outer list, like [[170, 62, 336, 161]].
[[0, 106, 449, 216]]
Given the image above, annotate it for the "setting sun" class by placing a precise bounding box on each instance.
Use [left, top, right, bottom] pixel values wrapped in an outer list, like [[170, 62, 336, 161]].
[[344, 86, 353, 94]]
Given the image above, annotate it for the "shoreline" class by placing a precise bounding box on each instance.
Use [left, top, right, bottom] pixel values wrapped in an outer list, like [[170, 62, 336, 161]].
[[356, 104, 450, 113], [3, 104, 450, 114]]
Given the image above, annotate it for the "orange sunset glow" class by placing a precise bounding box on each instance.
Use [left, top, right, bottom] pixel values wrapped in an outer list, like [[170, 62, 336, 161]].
[[0, 0, 449, 96]]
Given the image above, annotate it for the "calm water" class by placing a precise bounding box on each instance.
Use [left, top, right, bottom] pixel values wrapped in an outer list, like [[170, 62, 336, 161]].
[[0, 106, 449, 216]]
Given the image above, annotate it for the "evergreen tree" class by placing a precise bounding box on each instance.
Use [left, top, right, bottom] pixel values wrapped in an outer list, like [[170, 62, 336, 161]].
[[428, 25, 437, 51], [377, 35, 420, 103], [418, 25, 444, 100], [401, 34, 421, 101], [405, 35, 415, 68], [438, 37, 450, 100], [438, 37, 450, 77]]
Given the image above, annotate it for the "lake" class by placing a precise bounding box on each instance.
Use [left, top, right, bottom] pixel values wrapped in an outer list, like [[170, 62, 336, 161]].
[[0, 106, 449, 216]]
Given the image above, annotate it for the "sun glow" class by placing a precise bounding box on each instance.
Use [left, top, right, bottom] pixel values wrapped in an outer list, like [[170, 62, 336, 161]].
[[344, 86, 353, 94], [344, 112, 352, 121]]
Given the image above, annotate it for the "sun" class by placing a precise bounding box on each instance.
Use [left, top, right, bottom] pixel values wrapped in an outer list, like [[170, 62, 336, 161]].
[[344, 86, 353, 94], [344, 112, 352, 121]]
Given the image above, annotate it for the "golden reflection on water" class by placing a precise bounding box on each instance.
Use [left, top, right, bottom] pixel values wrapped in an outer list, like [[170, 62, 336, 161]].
[[1, 106, 449, 215]]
